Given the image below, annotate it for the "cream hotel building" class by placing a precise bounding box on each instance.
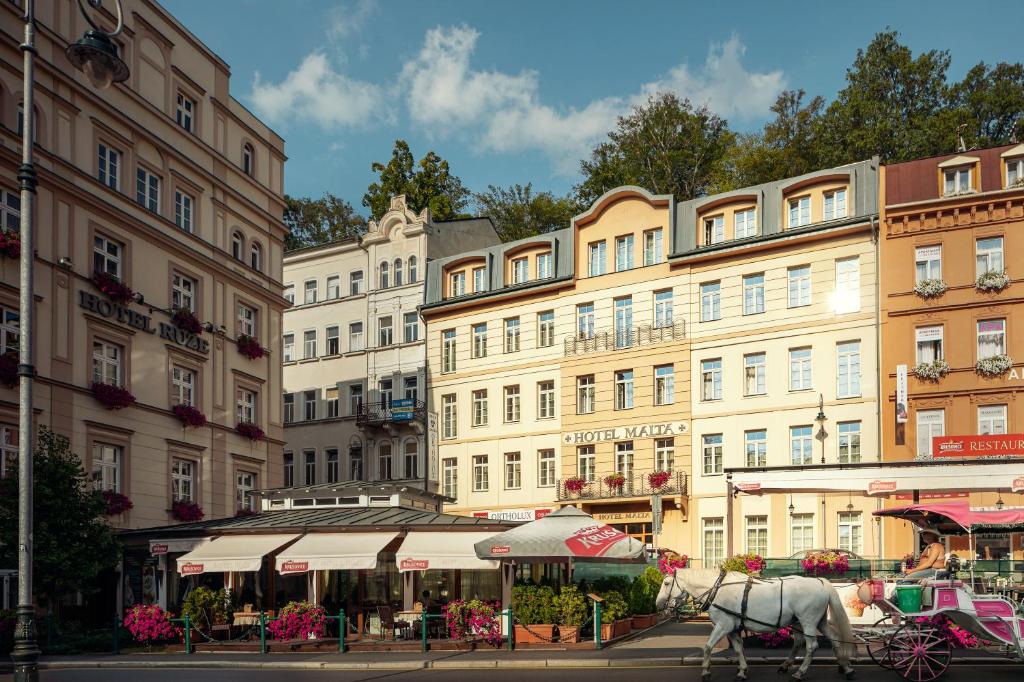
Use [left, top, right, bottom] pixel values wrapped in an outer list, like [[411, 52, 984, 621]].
[[423, 160, 882, 565]]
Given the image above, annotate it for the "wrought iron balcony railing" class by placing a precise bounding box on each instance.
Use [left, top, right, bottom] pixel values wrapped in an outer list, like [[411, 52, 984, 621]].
[[556, 470, 687, 502], [563, 320, 685, 357], [356, 399, 426, 428]]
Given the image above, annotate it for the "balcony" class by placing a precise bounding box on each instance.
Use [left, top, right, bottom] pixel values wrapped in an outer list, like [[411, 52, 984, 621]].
[[556, 471, 687, 502], [356, 399, 426, 429], [563, 321, 685, 357]]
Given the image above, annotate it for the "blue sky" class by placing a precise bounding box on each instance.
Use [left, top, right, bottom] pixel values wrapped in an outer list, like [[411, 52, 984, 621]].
[[164, 0, 1024, 214]]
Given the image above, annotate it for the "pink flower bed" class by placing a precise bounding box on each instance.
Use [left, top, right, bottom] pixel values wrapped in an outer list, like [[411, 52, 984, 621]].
[[444, 599, 502, 647], [123, 604, 180, 644], [267, 601, 326, 640], [236, 334, 268, 360], [172, 404, 207, 428], [915, 615, 983, 648], [657, 552, 689, 574], [91, 381, 136, 409], [801, 551, 849, 575], [647, 470, 672, 489]]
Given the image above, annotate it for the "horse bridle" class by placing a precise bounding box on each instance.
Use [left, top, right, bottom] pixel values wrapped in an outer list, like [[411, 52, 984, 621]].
[[665, 568, 728, 612]]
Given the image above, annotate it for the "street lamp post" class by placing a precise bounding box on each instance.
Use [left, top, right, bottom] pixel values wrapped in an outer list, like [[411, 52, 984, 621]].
[[815, 393, 828, 464], [12, 2, 127, 680]]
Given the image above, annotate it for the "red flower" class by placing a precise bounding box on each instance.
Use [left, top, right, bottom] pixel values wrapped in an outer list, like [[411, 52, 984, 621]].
[[0, 230, 20, 259], [236, 335, 268, 360], [171, 308, 203, 335], [124, 604, 180, 644], [101, 490, 134, 516], [603, 473, 626, 489], [564, 476, 587, 493], [172, 404, 207, 428], [171, 500, 204, 522], [647, 470, 672, 489], [91, 382, 136, 409], [92, 271, 135, 304], [0, 352, 17, 389], [235, 421, 265, 441]]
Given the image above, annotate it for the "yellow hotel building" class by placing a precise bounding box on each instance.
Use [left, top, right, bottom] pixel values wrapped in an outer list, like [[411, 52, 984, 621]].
[[423, 160, 882, 564]]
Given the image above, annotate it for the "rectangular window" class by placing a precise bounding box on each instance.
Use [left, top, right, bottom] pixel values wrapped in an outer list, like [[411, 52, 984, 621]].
[[701, 359, 722, 401], [174, 190, 194, 233], [325, 326, 339, 356], [348, 322, 364, 352], [916, 409, 944, 459], [788, 196, 811, 227], [790, 425, 813, 465], [838, 512, 863, 554], [976, 237, 1005, 276], [643, 228, 663, 265], [745, 515, 768, 557], [655, 438, 675, 472], [791, 514, 814, 555], [788, 265, 811, 307], [615, 441, 634, 481], [98, 143, 119, 190], [349, 270, 364, 295], [323, 276, 339, 300], [236, 471, 257, 511], [135, 167, 160, 212], [237, 303, 256, 337], [742, 273, 765, 315], [915, 245, 942, 283], [348, 385, 363, 415], [944, 167, 971, 195], [655, 365, 675, 406], [303, 330, 316, 359], [615, 234, 634, 271], [577, 303, 595, 339], [92, 443, 121, 492], [378, 379, 393, 406], [378, 316, 393, 347], [472, 323, 487, 358], [171, 365, 195, 406], [283, 453, 294, 486], [511, 257, 529, 284], [378, 443, 393, 481], [325, 387, 339, 418], [403, 440, 418, 479], [442, 394, 457, 439], [978, 319, 1006, 359], [303, 389, 316, 421], [472, 267, 487, 292], [700, 281, 721, 322], [538, 381, 555, 419], [403, 312, 419, 343], [91, 339, 122, 386], [472, 455, 489, 492], [538, 311, 555, 347], [472, 389, 488, 427], [303, 450, 316, 485], [702, 434, 723, 475], [577, 375, 595, 414], [703, 215, 724, 245], [538, 449, 556, 487], [823, 188, 847, 221], [537, 252, 553, 279], [615, 370, 634, 410], [283, 393, 294, 423], [504, 385, 521, 423], [0, 190, 17, 233], [916, 326, 943, 363], [176, 92, 195, 132], [171, 272, 196, 312], [789, 348, 812, 391], [577, 445, 595, 482], [284, 285, 294, 305], [1007, 158, 1024, 187], [171, 458, 194, 503], [838, 421, 862, 463], [837, 341, 861, 398], [614, 296, 633, 348], [443, 458, 458, 499], [703, 518, 725, 567], [588, 240, 607, 276], [735, 208, 757, 239], [326, 448, 339, 483], [403, 376, 418, 402], [93, 233, 123, 278], [504, 318, 520, 353], [744, 353, 766, 396], [654, 290, 673, 328], [0, 305, 17, 355], [834, 257, 860, 313], [979, 404, 1008, 435], [745, 430, 767, 467], [450, 271, 466, 297], [303, 280, 317, 305]]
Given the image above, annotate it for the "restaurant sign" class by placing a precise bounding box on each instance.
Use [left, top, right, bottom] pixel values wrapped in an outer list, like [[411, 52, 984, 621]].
[[399, 558, 429, 571], [932, 434, 1024, 458], [79, 290, 210, 354], [563, 421, 688, 445], [867, 480, 898, 495], [279, 561, 309, 574], [150, 543, 169, 555], [488, 545, 511, 555], [179, 563, 204, 576], [565, 524, 628, 558], [1012, 477, 1024, 493]]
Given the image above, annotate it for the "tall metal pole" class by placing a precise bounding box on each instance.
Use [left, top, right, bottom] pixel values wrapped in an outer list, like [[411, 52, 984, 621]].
[[12, 0, 39, 679]]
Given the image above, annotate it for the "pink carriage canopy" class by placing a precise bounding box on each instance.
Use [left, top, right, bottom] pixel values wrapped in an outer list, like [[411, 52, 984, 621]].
[[873, 501, 1024, 533]]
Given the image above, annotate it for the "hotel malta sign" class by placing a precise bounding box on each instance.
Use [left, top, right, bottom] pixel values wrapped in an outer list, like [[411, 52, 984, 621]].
[[563, 421, 688, 445]]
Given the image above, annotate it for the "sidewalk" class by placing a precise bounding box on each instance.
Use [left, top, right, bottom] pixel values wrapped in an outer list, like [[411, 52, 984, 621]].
[[12, 621, 1013, 671]]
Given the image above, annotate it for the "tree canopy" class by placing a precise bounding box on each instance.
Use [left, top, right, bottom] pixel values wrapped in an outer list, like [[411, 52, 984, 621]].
[[283, 193, 366, 251], [473, 184, 580, 242], [362, 139, 471, 222]]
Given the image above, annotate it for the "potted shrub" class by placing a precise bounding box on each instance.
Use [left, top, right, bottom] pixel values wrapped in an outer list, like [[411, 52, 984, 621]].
[[913, 279, 947, 299], [511, 584, 557, 644], [235, 421, 265, 441], [92, 271, 134, 304], [182, 587, 233, 635], [628, 567, 662, 629], [267, 600, 327, 640], [801, 550, 849, 576], [171, 500, 204, 522], [236, 334, 268, 360], [603, 473, 626, 491], [976, 354, 1013, 377], [563, 476, 587, 496], [0, 230, 20, 259], [444, 599, 502, 646], [101, 490, 133, 516], [554, 584, 586, 643], [976, 270, 1010, 293], [722, 552, 766, 576], [597, 590, 631, 640], [171, 308, 203, 335], [914, 359, 950, 381], [172, 404, 207, 428], [91, 381, 136, 410], [0, 352, 17, 388]]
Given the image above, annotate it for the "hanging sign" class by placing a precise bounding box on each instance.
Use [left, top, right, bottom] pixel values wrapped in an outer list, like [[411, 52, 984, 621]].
[[179, 562, 204, 576], [895, 364, 908, 424], [279, 561, 309, 574]]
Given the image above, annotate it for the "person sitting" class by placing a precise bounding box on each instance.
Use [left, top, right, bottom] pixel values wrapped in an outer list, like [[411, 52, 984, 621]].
[[903, 531, 946, 581]]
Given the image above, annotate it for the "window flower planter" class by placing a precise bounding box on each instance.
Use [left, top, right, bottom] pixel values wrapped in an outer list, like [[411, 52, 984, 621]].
[[0, 351, 17, 388], [976, 354, 1013, 377], [236, 334, 268, 360], [0, 230, 20, 259], [172, 404, 207, 428], [101, 490, 134, 516], [647, 470, 671, 489], [563, 476, 587, 494], [235, 421, 265, 441], [722, 552, 766, 575], [603, 473, 625, 490], [913, 359, 950, 381], [91, 382, 136, 410], [171, 308, 203, 335], [92, 271, 135, 304], [976, 270, 1010, 293], [801, 550, 849, 576], [913, 279, 947, 299], [171, 500, 204, 522], [234, 508, 257, 518]]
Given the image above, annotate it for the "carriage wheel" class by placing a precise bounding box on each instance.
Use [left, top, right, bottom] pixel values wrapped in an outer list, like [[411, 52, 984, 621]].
[[864, 615, 898, 669], [888, 622, 951, 682]]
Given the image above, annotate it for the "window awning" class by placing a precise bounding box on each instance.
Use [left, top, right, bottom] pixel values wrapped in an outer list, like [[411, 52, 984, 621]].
[[275, 532, 399, 574], [397, 532, 500, 572], [177, 534, 300, 575]]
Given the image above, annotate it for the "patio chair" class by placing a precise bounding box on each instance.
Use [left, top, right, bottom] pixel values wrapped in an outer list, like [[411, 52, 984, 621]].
[[377, 605, 410, 640]]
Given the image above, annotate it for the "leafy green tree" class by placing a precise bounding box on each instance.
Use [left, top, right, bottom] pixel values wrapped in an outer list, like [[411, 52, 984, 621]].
[[950, 61, 1024, 148], [283, 193, 366, 251], [473, 183, 580, 242], [574, 93, 735, 206], [0, 427, 119, 612], [363, 140, 471, 222]]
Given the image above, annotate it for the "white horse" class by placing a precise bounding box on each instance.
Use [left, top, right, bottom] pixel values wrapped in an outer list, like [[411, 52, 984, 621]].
[[656, 568, 856, 682]]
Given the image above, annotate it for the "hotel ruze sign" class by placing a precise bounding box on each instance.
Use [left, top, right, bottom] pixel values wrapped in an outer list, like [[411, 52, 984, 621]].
[[79, 290, 210, 354], [563, 421, 688, 445], [932, 434, 1024, 458]]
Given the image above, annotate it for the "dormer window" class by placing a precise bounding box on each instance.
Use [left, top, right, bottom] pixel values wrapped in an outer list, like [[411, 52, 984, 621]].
[[788, 196, 811, 228], [703, 216, 724, 245], [735, 209, 756, 239], [823, 189, 847, 221], [511, 257, 528, 284], [1007, 158, 1024, 188], [450, 271, 465, 297], [472, 267, 487, 292], [537, 252, 553, 278], [943, 167, 971, 196]]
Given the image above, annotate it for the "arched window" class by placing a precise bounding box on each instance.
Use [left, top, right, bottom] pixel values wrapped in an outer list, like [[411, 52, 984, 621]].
[[250, 242, 262, 271], [231, 231, 244, 260], [242, 143, 254, 176], [379, 261, 389, 289], [393, 258, 403, 287], [408, 256, 417, 283], [348, 436, 364, 482]]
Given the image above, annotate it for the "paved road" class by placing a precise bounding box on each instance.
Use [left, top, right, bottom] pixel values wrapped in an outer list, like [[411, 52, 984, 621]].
[[3, 665, 1021, 682]]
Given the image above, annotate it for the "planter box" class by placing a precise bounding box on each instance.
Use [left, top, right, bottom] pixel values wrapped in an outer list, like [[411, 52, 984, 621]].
[[558, 625, 581, 643], [613, 618, 631, 638], [631, 614, 656, 629], [600, 622, 614, 641], [513, 624, 555, 644]]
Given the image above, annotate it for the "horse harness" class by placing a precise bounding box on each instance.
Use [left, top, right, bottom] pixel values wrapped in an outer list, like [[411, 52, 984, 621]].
[[703, 569, 789, 631]]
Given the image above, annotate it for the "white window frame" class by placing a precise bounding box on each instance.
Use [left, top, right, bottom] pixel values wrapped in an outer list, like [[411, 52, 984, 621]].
[[790, 425, 813, 465], [915, 326, 944, 363], [326, 275, 340, 300], [403, 312, 419, 343], [700, 281, 721, 322], [837, 511, 863, 554], [577, 375, 595, 414], [742, 273, 765, 315], [504, 385, 521, 423], [378, 316, 393, 347], [237, 303, 256, 337], [588, 240, 607, 276], [135, 167, 160, 212], [701, 359, 722, 401], [538, 449, 556, 487], [745, 515, 769, 557], [98, 143, 119, 190], [442, 394, 457, 439], [977, 319, 1006, 360], [171, 458, 194, 503], [745, 430, 766, 467], [236, 387, 256, 424], [504, 317, 520, 353], [823, 188, 847, 221], [944, 167, 972, 195], [577, 445, 595, 482], [789, 348, 812, 391], [176, 92, 195, 132], [703, 518, 725, 567], [788, 265, 811, 307], [703, 215, 724, 245], [349, 322, 364, 352], [538, 310, 555, 348], [511, 257, 529, 284], [744, 353, 766, 396], [836, 341, 861, 398], [614, 370, 634, 410], [91, 339, 122, 386], [615, 234, 634, 271], [702, 434, 723, 475], [472, 323, 487, 359], [171, 365, 195, 406], [655, 365, 675, 406], [643, 228, 663, 265], [788, 195, 811, 228], [1007, 158, 1024, 188], [174, 190, 194, 233], [303, 330, 317, 359], [472, 455, 488, 492], [735, 208, 757, 239], [577, 303, 595, 339], [978, 404, 1008, 436], [654, 290, 673, 328], [655, 438, 675, 472], [472, 389, 488, 427], [976, 237, 1005, 276], [443, 457, 458, 499], [472, 267, 487, 293], [791, 513, 815, 555], [350, 270, 364, 295], [283, 335, 294, 363], [171, 272, 196, 312], [93, 234, 123, 278], [838, 421, 862, 463], [325, 326, 339, 356], [834, 257, 860, 314], [538, 380, 555, 419], [304, 280, 318, 305], [915, 245, 942, 284], [92, 443, 121, 492], [236, 471, 257, 511]]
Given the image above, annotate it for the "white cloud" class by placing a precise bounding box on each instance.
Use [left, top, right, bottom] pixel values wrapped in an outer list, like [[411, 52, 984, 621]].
[[327, 0, 378, 43], [250, 53, 388, 129]]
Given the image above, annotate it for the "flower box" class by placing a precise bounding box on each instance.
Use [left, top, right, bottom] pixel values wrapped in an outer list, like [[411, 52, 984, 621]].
[[558, 625, 581, 643], [513, 624, 555, 644], [976, 354, 1013, 377], [976, 270, 1010, 293], [102, 490, 134, 516], [92, 271, 135, 304], [913, 279, 947, 299], [0, 352, 17, 388], [563, 476, 587, 494], [613, 618, 631, 638], [631, 614, 656, 629], [658, 552, 689, 574], [172, 404, 207, 428], [171, 501, 204, 522], [0, 230, 19, 259], [913, 359, 950, 381], [603, 473, 625, 490], [647, 470, 671, 489], [91, 382, 136, 410], [235, 421, 265, 441], [236, 334, 268, 360], [599, 621, 614, 641], [171, 308, 203, 335], [234, 508, 257, 518]]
